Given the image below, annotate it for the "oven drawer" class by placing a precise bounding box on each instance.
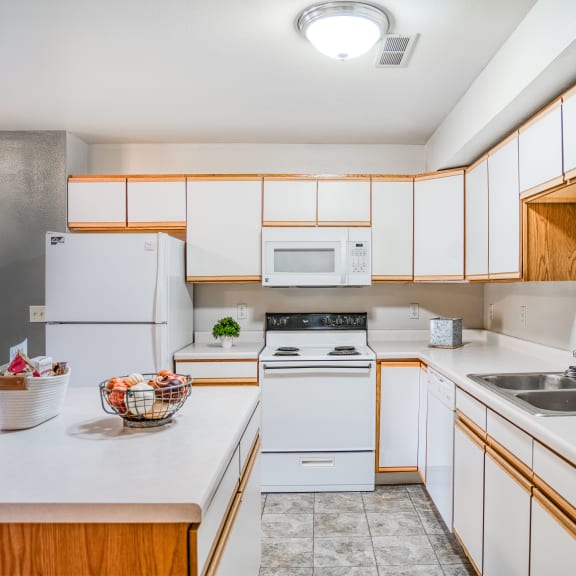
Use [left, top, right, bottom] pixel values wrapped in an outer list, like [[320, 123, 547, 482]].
[[261, 451, 374, 492]]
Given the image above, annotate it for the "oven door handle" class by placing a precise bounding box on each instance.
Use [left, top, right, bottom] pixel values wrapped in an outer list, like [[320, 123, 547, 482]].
[[262, 364, 373, 373]]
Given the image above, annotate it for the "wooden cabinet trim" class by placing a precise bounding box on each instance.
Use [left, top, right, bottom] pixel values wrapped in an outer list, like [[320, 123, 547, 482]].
[[378, 466, 418, 472], [532, 475, 576, 521], [533, 488, 576, 535], [455, 411, 487, 443], [519, 175, 565, 199], [187, 176, 263, 182], [317, 221, 371, 227], [562, 84, 576, 100], [486, 438, 533, 486], [262, 220, 317, 227], [127, 176, 186, 182], [68, 221, 127, 229], [68, 176, 126, 182], [414, 275, 465, 282], [372, 275, 414, 282], [263, 176, 318, 181], [518, 98, 562, 132], [380, 360, 421, 368], [466, 154, 489, 173], [455, 417, 486, 451], [487, 130, 519, 156], [414, 169, 465, 182], [486, 445, 532, 494], [127, 221, 186, 229], [453, 530, 482, 576], [316, 175, 371, 181], [186, 276, 261, 283], [192, 378, 259, 386], [371, 175, 414, 182], [375, 364, 382, 472]]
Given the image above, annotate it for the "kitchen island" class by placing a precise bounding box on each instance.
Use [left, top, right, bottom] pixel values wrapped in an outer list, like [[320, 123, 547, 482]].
[[0, 386, 261, 576]]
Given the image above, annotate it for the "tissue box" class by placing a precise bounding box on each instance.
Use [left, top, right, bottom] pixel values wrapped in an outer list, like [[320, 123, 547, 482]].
[[429, 318, 462, 347]]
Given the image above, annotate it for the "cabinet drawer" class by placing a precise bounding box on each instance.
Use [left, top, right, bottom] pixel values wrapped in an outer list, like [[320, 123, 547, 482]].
[[261, 451, 374, 492], [239, 405, 260, 474], [456, 388, 486, 431], [487, 410, 532, 468], [175, 360, 258, 381], [197, 447, 240, 575], [533, 442, 576, 508]]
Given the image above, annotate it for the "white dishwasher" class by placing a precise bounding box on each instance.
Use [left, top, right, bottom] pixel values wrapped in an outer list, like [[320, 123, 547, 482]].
[[425, 368, 456, 529]]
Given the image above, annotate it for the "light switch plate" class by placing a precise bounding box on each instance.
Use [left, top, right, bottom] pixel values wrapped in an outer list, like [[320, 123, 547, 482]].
[[29, 305, 46, 323], [237, 303, 248, 320]]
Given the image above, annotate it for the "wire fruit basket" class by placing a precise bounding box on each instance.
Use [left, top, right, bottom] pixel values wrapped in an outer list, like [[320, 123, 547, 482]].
[[99, 372, 192, 428]]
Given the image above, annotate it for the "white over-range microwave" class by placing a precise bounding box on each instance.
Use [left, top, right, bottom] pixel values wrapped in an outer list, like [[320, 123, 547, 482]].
[[261, 227, 371, 287]]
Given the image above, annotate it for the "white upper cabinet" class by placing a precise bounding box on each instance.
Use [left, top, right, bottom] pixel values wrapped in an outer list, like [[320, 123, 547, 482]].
[[317, 179, 371, 225], [67, 178, 127, 229], [186, 178, 262, 281], [563, 87, 576, 180], [519, 101, 563, 197], [488, 135, 521, 278], [262, 178, 317, 225], [413, 171, 464, 280], [371, 179, 413, 280], [465, 158, 489, 279], [127, 178, 186, 228]]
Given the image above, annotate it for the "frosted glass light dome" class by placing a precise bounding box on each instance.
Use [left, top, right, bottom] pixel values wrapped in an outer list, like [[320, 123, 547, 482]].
[[297, 2, 389, 61]]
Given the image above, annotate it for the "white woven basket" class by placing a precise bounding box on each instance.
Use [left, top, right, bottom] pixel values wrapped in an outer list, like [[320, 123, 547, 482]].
[[0, 367, 70, 430]]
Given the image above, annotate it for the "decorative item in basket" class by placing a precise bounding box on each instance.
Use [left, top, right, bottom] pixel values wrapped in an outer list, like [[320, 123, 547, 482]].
[[99, 370, 192, 428], [0, 351, 70, 431]]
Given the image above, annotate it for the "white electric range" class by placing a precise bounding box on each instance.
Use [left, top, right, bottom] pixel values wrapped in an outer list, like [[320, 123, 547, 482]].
[[259, 313, 376, 492]]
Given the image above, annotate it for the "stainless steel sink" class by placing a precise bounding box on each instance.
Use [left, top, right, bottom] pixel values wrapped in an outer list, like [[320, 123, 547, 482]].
[[516, 390, 576, 413], [474, 372, 576, 391], [467, 372, 576, 416]]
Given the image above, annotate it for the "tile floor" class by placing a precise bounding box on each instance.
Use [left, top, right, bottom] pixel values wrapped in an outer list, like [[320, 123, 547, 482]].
[[260, 485, 476, 576]]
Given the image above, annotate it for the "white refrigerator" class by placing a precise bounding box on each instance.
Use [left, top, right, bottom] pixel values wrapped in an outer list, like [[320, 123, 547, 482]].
[[45, 232, 194, 387]]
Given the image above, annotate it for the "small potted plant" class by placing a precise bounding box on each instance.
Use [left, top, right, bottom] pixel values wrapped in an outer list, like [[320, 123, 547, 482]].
[[212, 316, 241, 348]]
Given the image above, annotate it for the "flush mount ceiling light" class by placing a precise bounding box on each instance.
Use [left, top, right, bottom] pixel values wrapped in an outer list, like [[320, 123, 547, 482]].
[[297, 1, 389, 61]]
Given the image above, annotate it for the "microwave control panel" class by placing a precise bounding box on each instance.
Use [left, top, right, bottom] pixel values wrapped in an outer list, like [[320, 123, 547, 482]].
[[347, 228, 371, 285], [349, 241, 369, 273]]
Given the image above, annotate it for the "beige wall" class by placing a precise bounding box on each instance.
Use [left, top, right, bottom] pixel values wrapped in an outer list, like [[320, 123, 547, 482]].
[[484, 282, 576, 351], [194, 283, 484, 335], [87, 143, 426, 175]]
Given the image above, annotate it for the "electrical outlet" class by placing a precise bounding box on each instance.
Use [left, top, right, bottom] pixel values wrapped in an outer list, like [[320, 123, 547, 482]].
[[489, 304, 494, 322], [237, 303, 248, 320], [409, 303, 419, 320], [520, 304, 528, 327], [29, 305, 46, 323]]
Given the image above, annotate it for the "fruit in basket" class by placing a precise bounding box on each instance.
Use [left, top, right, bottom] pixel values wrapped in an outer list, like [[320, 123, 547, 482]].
[[125, 381, 155, 416], [106, 376, 123, 390], [108, 382, 128, 413], [125, 373, 145, 387], [153, 370, 187, 400]]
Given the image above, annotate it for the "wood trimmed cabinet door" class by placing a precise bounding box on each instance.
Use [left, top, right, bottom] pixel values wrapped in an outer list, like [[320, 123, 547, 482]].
[[67, 177, 127, 230], [487, 134, 522, 279], [262, 177, 317, 226], [377, 361, 420, 471], [317, 178, 371, 226], [371, 178, 413, 281], [127, 177, 186, 230], [413, 170, 464, 281], [518, 100, 564, 198], [563, 86, 576, 182], [186, 178, 262, 282], [465, 158, 489, 280]]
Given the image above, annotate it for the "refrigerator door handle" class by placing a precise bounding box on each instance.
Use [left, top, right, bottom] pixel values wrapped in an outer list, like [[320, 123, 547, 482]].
[[154, 235, 166, 324], [152, 326, 162, 372]]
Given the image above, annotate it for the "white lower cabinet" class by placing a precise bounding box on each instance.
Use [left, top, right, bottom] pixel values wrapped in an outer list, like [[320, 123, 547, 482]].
[[530, 490, 576, 576], [453, 419, 485, 574], [483, 447, 530, 576], [217, 451, 262, 576], [417, 366, 427, 480], [377, 362, 420, 469]]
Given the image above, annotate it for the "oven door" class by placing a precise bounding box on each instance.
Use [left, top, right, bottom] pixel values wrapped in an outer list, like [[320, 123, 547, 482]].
[[260, 361, 376, 452]]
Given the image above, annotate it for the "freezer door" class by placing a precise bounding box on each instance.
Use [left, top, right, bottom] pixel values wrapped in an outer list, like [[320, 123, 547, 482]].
[[46, 323, 169, 387], [46, 232, 168, 323]]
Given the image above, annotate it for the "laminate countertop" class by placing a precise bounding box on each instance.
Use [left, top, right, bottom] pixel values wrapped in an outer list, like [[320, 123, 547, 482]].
[[0, 386, 260, 524], [369, 330, 576, 466]]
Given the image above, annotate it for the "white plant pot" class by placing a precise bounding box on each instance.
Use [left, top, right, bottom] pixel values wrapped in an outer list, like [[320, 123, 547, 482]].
[[220, 336, 234, 349]]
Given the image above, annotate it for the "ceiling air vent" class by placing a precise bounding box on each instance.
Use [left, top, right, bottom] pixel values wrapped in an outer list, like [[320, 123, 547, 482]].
[[376, 34, 418, 67]]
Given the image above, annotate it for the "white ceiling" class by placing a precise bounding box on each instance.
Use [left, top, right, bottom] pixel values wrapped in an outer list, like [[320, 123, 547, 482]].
[[0, 0, 538, 145]]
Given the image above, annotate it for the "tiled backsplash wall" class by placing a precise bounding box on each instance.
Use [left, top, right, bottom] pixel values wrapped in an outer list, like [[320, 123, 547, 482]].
[[194, 283, 484, 335], [484, 281, 576, 350]]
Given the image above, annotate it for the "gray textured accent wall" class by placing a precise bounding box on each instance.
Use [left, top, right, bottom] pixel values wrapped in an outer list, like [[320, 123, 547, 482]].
[[0, 132, 67, 359]]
